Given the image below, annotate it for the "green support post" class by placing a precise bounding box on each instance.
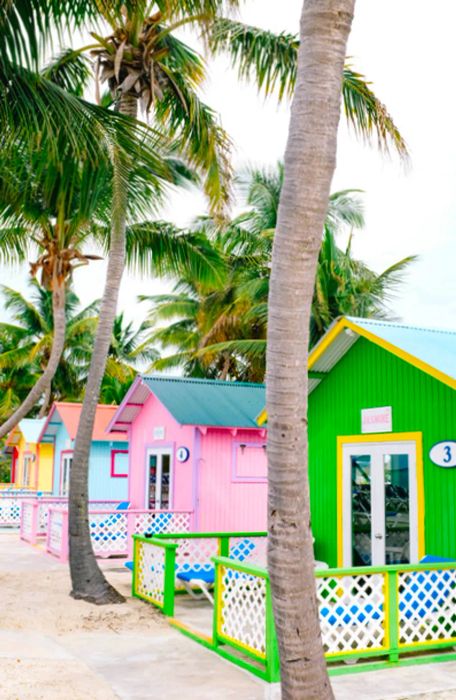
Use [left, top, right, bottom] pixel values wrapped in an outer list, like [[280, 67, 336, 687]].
[[131, 536, 138, 598], [387, 569, 400, 663], [162, 543, 178, 617], [219, 535, 230, 558], [212, 562, 221, 650], [265, 581, 281, 682]]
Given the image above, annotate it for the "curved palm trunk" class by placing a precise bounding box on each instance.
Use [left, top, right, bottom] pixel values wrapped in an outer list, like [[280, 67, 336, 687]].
[[68, 94, 136, 604], [266, 1, 355, 698], [0, 280, 66, 439], [38, 384, 52, 419]]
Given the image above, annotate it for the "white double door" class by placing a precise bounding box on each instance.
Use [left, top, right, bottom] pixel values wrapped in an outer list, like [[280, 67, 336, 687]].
[[342, 441, 418, 567], [146, 449, 172, 510]]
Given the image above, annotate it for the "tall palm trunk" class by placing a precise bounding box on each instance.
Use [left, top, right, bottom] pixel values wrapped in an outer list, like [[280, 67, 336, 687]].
[[266, 1, 355, 698], [0, 279, 66, 438], [68, 93, 136, 604]]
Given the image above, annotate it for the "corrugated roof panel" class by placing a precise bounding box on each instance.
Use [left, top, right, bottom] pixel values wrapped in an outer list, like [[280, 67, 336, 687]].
[[312, 330, 359, 373], [141, 376, 265, 428], [347, 317, 456, 381], [308, 377, 321, 394], [40, 403, 127, 442]]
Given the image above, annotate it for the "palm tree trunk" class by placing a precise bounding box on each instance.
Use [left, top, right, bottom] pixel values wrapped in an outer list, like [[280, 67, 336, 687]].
[[0, 280, 66, 439], [38, 384, 52, 419], [266, 1, 355, 698], [68, 93, 137, 604]]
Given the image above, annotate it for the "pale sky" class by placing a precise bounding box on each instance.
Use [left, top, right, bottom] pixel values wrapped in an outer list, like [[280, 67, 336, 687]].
[[2, 0, 456, 329]]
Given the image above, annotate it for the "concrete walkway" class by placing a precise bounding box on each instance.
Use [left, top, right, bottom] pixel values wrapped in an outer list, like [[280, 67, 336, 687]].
[[2, 531, 456, 699]]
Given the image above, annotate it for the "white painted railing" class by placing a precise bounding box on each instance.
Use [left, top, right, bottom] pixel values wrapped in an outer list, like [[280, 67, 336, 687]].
[[46, 508, 193, 561]]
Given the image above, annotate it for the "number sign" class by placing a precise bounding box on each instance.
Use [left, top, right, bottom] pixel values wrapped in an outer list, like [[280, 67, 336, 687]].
[[429, 441, 456, 468], [176, 446, 190, 463]]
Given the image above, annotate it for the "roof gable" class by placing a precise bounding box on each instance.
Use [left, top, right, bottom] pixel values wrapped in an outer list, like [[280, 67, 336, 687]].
[[6, 418, 46, 447], [39, 403, 127, 443], [109, 375, 266, 432], [309, 317, 456, 391]]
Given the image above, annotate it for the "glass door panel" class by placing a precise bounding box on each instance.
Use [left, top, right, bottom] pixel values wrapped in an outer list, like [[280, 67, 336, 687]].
[[383, 453, 410, 564], [148, 455, 158, 509], [160, 455, 171, 510], [351, 455, 372, 566]]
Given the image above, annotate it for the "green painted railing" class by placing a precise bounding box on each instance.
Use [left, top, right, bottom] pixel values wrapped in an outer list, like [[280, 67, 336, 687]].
[[132, 534, 456, 681], [132, 531, 267, 619]]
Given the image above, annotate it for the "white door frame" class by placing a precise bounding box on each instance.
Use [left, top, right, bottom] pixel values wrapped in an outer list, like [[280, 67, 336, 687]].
[[145, 448, 173, 510], [342, 439, 418, 567]]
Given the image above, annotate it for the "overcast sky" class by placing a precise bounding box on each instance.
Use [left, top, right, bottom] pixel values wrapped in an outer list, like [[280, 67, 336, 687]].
[[2, 0, 456, 329]]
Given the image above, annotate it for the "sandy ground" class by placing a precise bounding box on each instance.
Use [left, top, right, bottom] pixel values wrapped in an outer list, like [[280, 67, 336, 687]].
[[3, 531, 456, 699]]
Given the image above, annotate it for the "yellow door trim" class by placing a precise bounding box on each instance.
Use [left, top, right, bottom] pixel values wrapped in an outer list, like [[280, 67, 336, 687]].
[[336, 431, 425, 567]]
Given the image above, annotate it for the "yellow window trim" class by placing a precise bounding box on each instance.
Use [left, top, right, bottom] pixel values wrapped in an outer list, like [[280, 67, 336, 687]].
[[336, 431, 425, 567]]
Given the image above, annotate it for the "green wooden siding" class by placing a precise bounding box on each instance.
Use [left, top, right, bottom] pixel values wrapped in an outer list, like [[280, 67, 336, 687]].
[[308, 337, 456, 567]]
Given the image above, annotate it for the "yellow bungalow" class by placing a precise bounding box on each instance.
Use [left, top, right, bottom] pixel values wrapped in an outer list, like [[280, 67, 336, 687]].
[[5, 418, 53, 492]]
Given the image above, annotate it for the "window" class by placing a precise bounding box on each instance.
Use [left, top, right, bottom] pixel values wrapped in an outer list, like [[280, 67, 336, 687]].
[[233, 443, 267, 482], [60, 453, 73, 496], [111, 450, 129, 478], [22, 454, 33, 487]]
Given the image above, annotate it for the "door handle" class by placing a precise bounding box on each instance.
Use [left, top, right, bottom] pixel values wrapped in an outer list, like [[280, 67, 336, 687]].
[[374, 533, 383, 539]]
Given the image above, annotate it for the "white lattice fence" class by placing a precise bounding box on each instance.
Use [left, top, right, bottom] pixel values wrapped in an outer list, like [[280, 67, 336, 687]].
[[398, 568, 456, 646], [133, 511, 191, 536], [217, 562, 267, 659], [134, 539, 166, 607], [174, 537, 219, 590], [47, 509, 65, 557], [317, 572, 387, 655], [89, 511, 128, 557], [229, 537, 267, 567], [21, 500, 34, 537], [0, 497, 24, 526]]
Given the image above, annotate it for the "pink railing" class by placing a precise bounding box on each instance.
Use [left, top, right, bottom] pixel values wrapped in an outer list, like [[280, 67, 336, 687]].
[[46, 507, 193, 562], [0, 492, 52, 528], [20, 498, 124, 544]]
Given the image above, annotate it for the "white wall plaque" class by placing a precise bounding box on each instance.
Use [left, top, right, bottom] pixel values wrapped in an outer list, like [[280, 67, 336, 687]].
[[361, 406, 392, 434], [430, 441, 456, 468], [153, 426, 165, 440]]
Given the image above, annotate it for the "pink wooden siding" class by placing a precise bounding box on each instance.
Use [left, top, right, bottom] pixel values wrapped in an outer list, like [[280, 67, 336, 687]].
[[128, 393, 194, 512], [197, 429, 267, 532], [127, 392, 267, 532]]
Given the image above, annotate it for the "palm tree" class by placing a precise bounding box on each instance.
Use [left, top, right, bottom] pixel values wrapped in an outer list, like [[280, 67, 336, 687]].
[[68, 0, 240, 604], [0, 283, 98, 416], [144, 169, 414, 380], [0, 16, 182, 440], [67, 1, 408, 605], [0, 1, 169, 233], [265, 1, 356, 696]]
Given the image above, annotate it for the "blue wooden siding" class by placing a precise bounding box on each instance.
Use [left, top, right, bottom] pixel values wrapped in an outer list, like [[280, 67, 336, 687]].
[[50, 423, 128, 500]]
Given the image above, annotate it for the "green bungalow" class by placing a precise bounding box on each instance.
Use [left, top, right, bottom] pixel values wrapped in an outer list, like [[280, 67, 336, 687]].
[[301, 316, 456, 569]]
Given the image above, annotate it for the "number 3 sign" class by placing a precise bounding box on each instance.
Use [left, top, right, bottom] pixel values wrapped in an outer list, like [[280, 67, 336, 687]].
[[430, 441, 456, 468]]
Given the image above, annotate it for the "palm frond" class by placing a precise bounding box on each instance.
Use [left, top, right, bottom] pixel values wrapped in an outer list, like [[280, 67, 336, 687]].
[[210, 18, 408, 157], [41, 49, 91, 97]]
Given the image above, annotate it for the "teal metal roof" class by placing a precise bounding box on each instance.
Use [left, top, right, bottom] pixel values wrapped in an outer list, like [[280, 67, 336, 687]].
[[346, 317, 456, 382], [109, 375, 266, 431], [142, 376, 266, 428]]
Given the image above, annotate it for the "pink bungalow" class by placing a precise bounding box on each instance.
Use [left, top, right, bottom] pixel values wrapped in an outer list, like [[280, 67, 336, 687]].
[[108, 375, 267, 532]]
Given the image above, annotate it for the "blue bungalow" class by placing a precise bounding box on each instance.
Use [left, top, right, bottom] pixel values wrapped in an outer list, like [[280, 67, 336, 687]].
[[38, 402, 129, 501]]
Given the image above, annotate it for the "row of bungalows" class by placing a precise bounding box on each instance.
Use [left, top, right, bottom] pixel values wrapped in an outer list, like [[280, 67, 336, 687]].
[[3, 316, 456, 570]]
